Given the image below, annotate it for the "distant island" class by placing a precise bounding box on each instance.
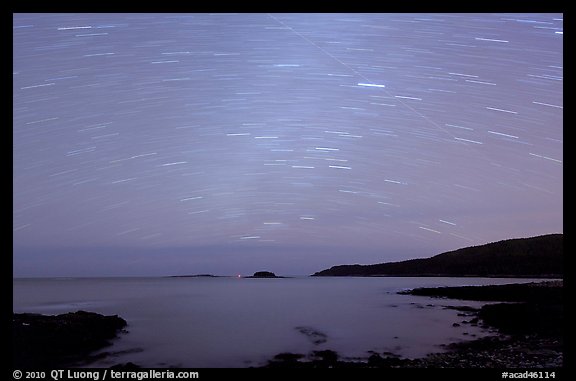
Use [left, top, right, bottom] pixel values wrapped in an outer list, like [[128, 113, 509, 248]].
[[245, 271, 284, 278], [168, 272, 288, 279], [169, 274, 222, 278], [313, 234, 562, 278]]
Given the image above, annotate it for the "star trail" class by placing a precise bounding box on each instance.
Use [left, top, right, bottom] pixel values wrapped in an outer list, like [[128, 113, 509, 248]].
[[13, 13, 563, 276]]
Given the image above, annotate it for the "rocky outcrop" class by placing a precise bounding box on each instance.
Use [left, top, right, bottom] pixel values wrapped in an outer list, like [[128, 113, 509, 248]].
[[399, 281, 563, 303], [402, 281, 563, 336], [13, 310, 127, 368]]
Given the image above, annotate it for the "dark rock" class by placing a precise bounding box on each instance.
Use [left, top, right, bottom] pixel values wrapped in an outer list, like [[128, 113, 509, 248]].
[[110, 362, 141, 369], [311, 350, 339, 364], [452, 323, 461, 327], [478, 302, 563, 335], [265, 353, 307, 368], [295, 326, 327, 345], [248, 271, 279, 278], [367, 353, 384, 367], [444, 305, 479, 312], [274, 352, 304, 361], [367, 353, 407, 367], [13, 310, 127, 368], [273, 353, 305, 362], [403, 281, 563, 303]]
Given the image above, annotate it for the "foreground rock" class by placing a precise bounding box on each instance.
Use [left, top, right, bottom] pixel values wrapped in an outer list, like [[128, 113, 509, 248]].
[[409, 334, 562, 368], [402, 281, 563, 336], [13, 310, 127, 368], [264, 334, 562, 368]]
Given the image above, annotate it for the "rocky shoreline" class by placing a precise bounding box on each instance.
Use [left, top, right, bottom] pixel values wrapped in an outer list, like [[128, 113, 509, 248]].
[[265, 280, 563, 368], [264, 333, 562, 368], [13, 311, 127, 368]]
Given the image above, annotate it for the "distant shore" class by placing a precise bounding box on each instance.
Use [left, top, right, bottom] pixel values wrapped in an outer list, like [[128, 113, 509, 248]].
[[313, 234, 563, 278]]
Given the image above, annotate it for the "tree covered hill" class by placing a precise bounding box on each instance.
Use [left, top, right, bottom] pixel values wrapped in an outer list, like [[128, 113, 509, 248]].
[[312, 234, 562, 277]]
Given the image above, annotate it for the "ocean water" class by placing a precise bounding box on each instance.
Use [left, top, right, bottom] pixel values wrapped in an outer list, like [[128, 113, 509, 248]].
[[13, 276, 543, 368]]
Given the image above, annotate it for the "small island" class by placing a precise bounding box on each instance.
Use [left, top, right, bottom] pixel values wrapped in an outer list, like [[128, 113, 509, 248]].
[[169, 274, 222, 278], [245, 271, 283, 278]]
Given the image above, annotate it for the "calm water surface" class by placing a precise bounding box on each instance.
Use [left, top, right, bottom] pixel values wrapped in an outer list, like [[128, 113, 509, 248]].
[[13, 276, 543, 367]]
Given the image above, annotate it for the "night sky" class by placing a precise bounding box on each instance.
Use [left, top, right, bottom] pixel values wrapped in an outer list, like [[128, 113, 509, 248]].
[[13, 13, 563, 277]]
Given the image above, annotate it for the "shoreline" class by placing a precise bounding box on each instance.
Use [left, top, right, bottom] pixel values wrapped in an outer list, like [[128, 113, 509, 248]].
[[12, 280, 563, 368], [264, 334, 562, 368], [265, 280, 563, 368]]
